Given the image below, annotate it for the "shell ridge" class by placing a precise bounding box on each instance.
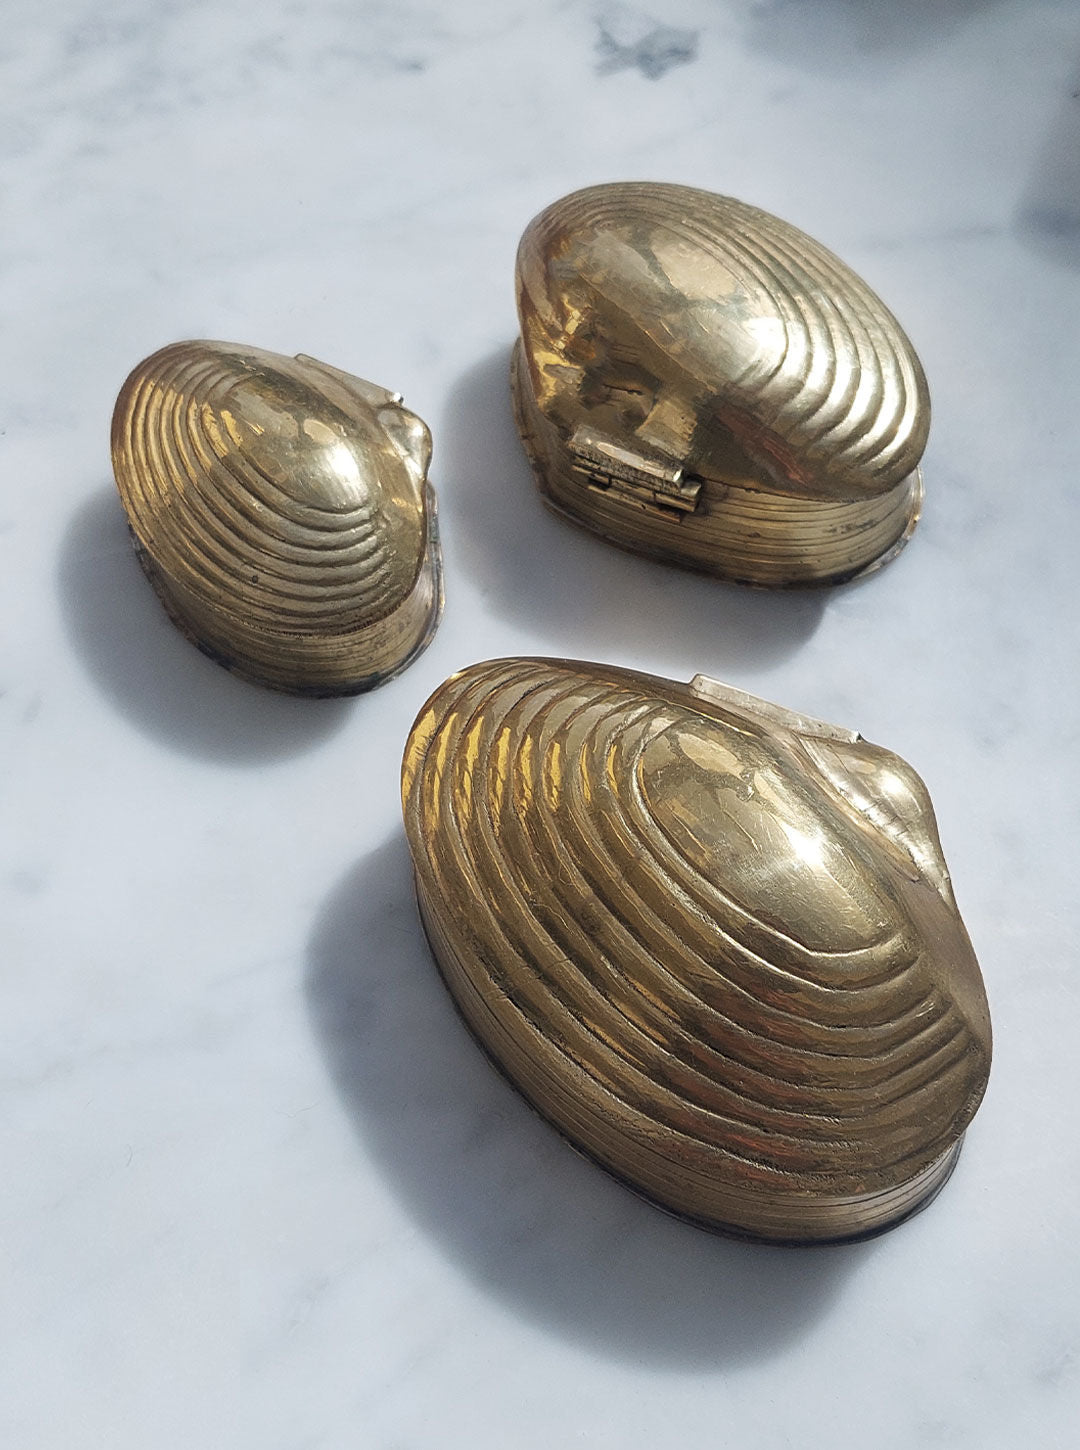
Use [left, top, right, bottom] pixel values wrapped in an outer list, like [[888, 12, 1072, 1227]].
[[480, 662, 917, 995], [600, 732, 961, 1089], [773, 261, 921, 475], [133, 458, 396, 626], [116, 374, 162, 547], [193, 372, 391, 530], [580, 197, 851, 442], [454, 666, 945, 1075], [714, 219, 893, 473], [620, 757, 919, 989], [504, 667, 979, 1119], [524, 692, 954, 1110], [179, 392, 412, 627], [181, 395, 395, 597], [733, 225, 867, 452], [424, 680, 646, 1090], [422, 808, 865, 1176], [422, 733, 961, 1177], [142, 359, 401, 620], [664, 211, 822, 408], [587, 220, 806, 412]]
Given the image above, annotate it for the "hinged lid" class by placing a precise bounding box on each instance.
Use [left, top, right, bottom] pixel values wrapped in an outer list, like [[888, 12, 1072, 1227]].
[[569, 424, 702, 517]]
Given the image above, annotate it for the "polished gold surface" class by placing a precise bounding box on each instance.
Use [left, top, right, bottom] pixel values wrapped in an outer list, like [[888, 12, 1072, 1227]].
[[513, 183, 929, 586], [112, 341, 442, 695], [402, 658, 991, 1243]]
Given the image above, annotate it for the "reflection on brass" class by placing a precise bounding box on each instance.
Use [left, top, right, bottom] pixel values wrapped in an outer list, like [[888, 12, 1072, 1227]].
[[111, 341, 442, 695], [402, 658, 991, 1244], [513, 183, 930, 586]]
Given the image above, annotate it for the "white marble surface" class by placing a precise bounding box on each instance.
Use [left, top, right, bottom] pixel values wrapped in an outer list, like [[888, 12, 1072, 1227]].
[[3, 1, 1079, 1445]]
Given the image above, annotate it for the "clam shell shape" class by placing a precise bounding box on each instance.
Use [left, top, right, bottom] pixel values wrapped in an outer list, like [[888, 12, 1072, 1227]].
[[112, 341, 442, 695], [402, 659, 991, 1243], [513, 183, 930, 586]]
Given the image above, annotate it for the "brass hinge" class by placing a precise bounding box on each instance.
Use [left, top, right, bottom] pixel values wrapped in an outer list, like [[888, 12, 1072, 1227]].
[[568, 425, 701, 517]]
